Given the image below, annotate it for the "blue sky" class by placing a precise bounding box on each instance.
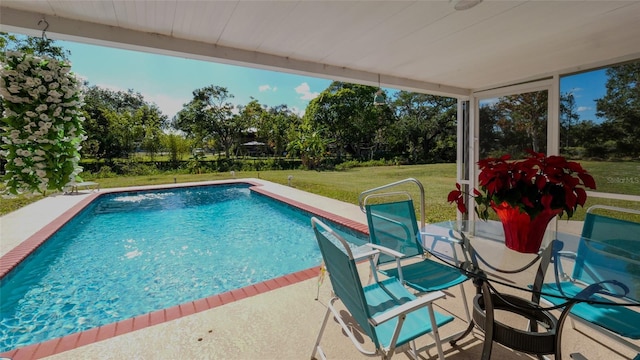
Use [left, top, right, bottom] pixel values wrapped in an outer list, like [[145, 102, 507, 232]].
[[60, 40, 333, 119], [560, 69, 608, 122], [59, 39, 606, 122]]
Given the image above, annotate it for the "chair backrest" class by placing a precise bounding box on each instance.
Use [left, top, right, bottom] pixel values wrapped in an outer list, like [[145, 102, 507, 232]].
[[365, 199, 424, 264], [575, 206, 640, 300], [311, 217, 379, 347]]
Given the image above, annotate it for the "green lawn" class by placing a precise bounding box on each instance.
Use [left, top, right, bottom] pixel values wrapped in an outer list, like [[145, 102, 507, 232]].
[[0, 164, 458, 220], [2, 162, 639, 222]]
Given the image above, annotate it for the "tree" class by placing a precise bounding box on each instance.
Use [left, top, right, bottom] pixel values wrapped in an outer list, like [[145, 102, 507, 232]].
[[303, 82, 393, 160], [560, 92, 580, 148], [389, 92, 457, 163], [82, 86, 168, 159], [160, 133, 192, 162], [286, 123, 329, 170], [595, 62, 640, 156], [173, 85, 244, 158], [257, 104, 301, 157], [0, 32, 70, 61], [478, 103, 504, 158], [494, 91, 548, 156]]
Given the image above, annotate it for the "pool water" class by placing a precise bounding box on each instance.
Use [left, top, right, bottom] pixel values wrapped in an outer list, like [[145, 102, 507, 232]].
[[0, 184, 367, 352]]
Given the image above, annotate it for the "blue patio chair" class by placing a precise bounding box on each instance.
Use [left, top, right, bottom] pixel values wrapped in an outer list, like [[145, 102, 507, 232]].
[[363, 197, 471, 327], [310, 217, 454, 360], [539, 205, 640, 354]]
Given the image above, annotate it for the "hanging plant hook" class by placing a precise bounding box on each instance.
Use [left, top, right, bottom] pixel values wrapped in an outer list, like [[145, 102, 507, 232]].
[[373, 74, 385, 106], [38, 18, 49, 41]]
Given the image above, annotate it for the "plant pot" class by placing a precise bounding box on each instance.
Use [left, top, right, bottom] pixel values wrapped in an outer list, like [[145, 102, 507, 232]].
[[491, 202, 562, 253]]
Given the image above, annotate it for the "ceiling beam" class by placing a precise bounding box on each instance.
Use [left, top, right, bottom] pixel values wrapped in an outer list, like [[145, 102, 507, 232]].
[[0, 7, 471, 99]]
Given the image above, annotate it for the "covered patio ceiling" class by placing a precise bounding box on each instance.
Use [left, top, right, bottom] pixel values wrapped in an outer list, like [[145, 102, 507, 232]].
[[1, 1, 640, 99]]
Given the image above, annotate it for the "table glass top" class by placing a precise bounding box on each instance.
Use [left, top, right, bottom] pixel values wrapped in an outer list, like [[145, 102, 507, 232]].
[[420, 220, 640, 306]]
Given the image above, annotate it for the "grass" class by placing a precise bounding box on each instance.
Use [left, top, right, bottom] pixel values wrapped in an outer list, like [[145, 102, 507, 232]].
[[2, 162, 639, 222], [0, 164, 459, 220]]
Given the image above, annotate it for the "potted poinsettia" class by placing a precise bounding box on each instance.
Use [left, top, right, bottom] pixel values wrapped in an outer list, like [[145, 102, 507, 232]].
[[448, 150, 596, 253]]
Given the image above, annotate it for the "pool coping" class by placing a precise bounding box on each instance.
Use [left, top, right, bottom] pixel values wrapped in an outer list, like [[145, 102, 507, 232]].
[[0, 179, 369, 360]]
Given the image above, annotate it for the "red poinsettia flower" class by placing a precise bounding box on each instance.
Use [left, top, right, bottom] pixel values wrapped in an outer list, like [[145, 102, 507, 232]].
[[447, 150, 596, 221]]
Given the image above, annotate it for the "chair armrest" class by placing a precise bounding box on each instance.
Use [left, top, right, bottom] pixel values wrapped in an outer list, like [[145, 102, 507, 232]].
[[351, 244, 381, 261], [367, 243, 405, 259], [369, 290, 446, 326], [557, 250, 577, 259]]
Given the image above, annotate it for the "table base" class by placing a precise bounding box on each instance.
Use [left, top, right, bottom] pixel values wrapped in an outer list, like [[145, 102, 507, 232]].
[[473, 292, 559, 357]]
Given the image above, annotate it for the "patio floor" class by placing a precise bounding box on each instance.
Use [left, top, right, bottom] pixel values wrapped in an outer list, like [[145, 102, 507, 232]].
[[0, 179, 637, 359]]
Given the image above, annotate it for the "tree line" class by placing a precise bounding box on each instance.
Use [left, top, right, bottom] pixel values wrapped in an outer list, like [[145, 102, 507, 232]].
[[2, 34, 639, 175]]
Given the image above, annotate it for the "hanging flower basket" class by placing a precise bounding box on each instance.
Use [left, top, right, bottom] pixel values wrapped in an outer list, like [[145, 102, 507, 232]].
[[0, 52, 86, 195], [448, 150, 596, 253]]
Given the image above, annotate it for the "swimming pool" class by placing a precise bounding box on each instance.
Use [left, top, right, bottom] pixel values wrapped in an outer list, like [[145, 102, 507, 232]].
[[0, 183, 367, 353]]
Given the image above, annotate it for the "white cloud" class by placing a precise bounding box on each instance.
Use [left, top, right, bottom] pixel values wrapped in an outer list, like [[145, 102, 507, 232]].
[[295, 82, 319, 100], [568, 87, 584, 98], [577, 106, 592, 112], [259, 84, 277, 92]]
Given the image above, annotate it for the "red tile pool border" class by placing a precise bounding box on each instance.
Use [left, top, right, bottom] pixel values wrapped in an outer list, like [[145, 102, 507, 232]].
[[0, 181, 368, 359]]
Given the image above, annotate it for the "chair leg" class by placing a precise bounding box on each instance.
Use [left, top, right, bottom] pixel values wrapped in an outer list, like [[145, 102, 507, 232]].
[[426, 303, 447, 360], [311, 302, 333, 360], [458, 283, 472, 323]]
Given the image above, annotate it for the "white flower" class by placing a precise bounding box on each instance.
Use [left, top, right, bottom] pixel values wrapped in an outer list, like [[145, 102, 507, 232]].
[[1, 52, 85, 194]]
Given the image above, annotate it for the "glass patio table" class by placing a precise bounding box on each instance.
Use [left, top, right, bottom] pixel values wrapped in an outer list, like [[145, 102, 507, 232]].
[[420, 220, 640, 360]]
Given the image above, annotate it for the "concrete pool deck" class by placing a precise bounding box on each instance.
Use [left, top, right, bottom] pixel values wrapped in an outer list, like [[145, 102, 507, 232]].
[[0, 179, 638, 359]]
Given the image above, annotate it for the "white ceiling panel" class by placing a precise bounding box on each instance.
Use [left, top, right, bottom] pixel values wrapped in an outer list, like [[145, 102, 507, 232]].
[[1, 0, 639, 98]]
